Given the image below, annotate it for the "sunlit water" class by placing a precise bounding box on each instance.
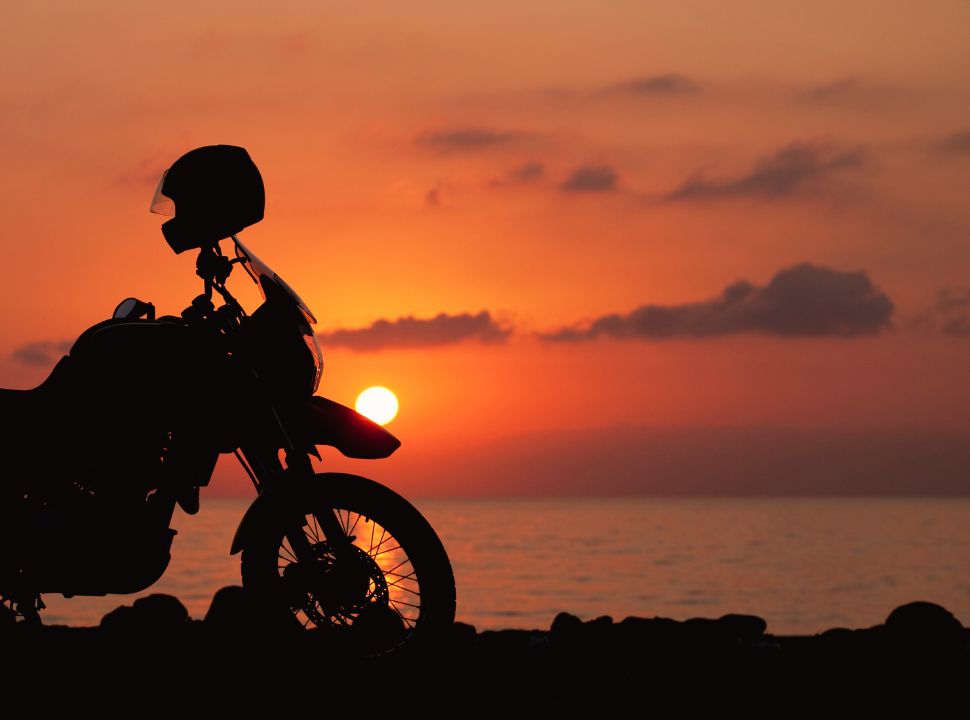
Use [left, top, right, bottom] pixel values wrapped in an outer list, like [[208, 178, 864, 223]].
[[41, 497, 970, 635]]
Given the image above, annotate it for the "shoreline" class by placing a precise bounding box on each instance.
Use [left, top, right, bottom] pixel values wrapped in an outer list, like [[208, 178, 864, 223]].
[[3, 589, 966, 705]]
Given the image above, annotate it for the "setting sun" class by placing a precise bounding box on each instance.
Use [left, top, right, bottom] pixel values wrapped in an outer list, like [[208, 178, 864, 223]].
[[355, 386, 399, 425]]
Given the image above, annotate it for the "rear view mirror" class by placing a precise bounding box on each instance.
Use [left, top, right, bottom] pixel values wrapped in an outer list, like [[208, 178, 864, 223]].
[[113, 297, 155, 321]]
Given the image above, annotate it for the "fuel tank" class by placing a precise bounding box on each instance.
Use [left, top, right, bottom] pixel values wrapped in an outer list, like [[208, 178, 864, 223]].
[[65, 317, 237, 455]]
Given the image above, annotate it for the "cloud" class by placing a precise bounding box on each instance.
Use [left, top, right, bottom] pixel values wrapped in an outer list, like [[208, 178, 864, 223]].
[[12, 340, 72, 366], [915, 287, 970, 337], [799, 77, 895, 106], [938, 130, 970, 155], [665, 141, 865, 201], [561, 164, 618, 193], [542, 263, 893, 341], [508, 162, 545, 182], [318, 311, 511, 352], [490, 162, 545, 188], [416, 128, 525, 152], [608, 73, 698, 95]]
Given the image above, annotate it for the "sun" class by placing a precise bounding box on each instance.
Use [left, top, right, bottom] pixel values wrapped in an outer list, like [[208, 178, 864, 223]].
[[355, 386, 399, 425]]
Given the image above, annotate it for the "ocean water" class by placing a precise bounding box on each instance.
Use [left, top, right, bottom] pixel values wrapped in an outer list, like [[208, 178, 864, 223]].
[[41, 497, 970, 635]]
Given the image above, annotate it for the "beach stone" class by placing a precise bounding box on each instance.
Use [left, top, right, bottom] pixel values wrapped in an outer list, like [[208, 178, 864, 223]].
[[477, 629, 534, 653], [100, 604, 134, 630], [450, 622, 478, 645], [101, 593, 189, 631], [527, 632, 550, 649], [885, 601, 964, 653], [550, 612, 583, 637], [718, 613, 768, 641], [204, 585, 252, 629]]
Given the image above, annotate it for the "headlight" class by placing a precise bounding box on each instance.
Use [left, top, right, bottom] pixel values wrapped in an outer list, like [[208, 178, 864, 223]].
[[302, 327, 323, 393]]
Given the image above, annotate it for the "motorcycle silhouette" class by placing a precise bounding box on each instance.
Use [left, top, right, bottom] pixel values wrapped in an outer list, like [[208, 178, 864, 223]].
[[0, 145, 456, 654]]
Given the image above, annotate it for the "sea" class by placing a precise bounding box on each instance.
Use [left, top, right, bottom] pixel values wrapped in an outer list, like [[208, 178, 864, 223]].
[[41, 497, 970, 635]]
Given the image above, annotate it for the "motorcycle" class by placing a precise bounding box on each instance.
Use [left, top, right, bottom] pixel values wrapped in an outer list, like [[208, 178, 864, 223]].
[[0, 145, 456, 655]]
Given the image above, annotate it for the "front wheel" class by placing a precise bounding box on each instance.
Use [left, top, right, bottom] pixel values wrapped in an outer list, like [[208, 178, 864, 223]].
[[241, 473, 456, 656]]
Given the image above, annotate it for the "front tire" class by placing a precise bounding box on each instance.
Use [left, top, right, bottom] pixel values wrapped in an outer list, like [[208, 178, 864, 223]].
[[241, 473, 455, 656]]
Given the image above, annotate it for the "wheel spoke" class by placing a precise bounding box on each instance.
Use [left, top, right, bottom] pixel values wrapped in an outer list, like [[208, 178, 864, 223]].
[[389, 599, 421, 610], [348, 512, 363, 536], [382, 559, 413, 575], [372, 544, 402, 558], [386, 582, 420, 596], [279, 542, 298, 563], [384, 569, 416, 580], [372, 527, 387, 555]]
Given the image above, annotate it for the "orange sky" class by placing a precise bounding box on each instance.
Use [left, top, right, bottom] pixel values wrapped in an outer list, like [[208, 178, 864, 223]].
[[2, 2, 970, 495]]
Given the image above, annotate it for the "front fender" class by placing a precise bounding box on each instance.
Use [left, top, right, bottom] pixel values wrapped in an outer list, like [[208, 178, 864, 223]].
[[287, 396, 401, 460]]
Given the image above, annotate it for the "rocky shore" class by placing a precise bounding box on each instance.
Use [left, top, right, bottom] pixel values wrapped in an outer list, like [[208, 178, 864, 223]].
[[2, 589, 966, 707]]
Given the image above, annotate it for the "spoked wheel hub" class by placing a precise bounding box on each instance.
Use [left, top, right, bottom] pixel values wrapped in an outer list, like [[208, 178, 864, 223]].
[[282, 540, 390, 627]]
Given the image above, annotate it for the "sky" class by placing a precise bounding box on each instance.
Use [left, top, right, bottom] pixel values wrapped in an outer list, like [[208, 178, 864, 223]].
[[2, 1, 970, 496]]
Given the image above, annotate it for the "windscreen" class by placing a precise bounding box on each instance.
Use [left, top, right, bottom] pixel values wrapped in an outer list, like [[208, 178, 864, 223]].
[[233, 235, 317, 325], [149, 170, 175, 216]]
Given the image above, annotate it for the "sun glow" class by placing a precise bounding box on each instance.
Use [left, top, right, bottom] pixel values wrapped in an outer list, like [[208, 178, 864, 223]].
[[355, 386, 399, 425]]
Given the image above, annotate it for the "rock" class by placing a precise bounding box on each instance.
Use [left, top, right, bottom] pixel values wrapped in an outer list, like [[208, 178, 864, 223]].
[[100, 593, 189, 632], [885, 602, 964, 635], [204, 585, 252, 629], [550, 612, 583, 637], [450, 621, 478, 645], [527, 632, 550, 649], [476, 629, 535, 653], [718, 613, 768, 641], [133, 594, 190, 625], [884, 602, 965, 653], [100, 604, 135, 631], [352, 604, 407, 655]]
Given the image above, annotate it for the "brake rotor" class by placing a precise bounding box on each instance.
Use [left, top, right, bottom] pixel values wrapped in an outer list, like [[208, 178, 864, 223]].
[[285, 540, 390, 628]]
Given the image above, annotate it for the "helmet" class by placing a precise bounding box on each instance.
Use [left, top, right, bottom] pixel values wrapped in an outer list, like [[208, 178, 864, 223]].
[[150, 145, 265, 254]]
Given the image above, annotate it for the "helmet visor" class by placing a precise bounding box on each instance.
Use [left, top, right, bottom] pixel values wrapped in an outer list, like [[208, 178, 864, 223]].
[[150, 170, 175, 216]]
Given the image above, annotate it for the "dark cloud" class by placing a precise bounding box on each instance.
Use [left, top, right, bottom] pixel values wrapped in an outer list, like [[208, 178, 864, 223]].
[[561, 164, 618, 193], [915, 287, 970, 337], [416, 128, 525, 153], [609, 74, 698, 95], [318, 311, 511, 352], [803, 78, 865, 102], [490, 162, 545, 188], [509, 162, 545, 182], [938, 130, 970, 155], [799, 78, 895, 106], [665, 142, 865, 201], [942, 316, 970, 337], [12, 340, 72, 366], [543, 263, 893, 341]]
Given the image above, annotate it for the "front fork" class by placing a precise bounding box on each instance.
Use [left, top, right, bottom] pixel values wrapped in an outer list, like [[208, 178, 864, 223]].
[[279, 451, 352, 562]]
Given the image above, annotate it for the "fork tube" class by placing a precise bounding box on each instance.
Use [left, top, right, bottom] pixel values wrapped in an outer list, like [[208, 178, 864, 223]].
[[284, 450, 353, 554]]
